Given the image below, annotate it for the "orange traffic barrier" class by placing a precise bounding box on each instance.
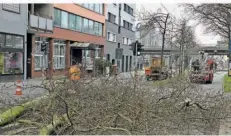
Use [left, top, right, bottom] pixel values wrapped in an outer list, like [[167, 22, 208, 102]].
[[15, 80, 22, 95]]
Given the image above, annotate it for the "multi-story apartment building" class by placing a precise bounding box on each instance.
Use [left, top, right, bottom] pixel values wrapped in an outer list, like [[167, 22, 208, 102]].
[[27, 4, 106, 78], [105, 3, 136, 72], [0, 4, 28, 81]]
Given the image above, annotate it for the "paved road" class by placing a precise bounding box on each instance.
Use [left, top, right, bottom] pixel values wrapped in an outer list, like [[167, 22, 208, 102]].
[[201, 71, 226, 91]]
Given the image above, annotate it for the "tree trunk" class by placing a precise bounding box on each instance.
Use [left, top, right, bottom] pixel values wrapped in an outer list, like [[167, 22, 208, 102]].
[[160, 14, 169, 75]]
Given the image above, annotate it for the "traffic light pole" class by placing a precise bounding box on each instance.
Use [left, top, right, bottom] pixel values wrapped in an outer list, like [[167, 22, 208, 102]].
[[135, 41, 138, 70], [135, 41, 138, 78]]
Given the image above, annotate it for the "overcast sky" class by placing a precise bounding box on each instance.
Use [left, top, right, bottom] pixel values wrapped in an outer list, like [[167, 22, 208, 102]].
[[136, 3, 221, 45]]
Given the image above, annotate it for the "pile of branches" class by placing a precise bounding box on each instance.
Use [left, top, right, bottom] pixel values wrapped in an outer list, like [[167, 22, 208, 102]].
[[0, 73, 230, 135]]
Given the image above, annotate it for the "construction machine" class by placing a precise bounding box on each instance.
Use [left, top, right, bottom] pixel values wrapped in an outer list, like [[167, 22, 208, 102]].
[[189, 51, 214, 84], [145, 56, 168, 81]]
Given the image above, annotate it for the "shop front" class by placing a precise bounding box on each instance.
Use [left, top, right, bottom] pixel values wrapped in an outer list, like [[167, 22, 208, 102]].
[[0, 32, 24, 82]]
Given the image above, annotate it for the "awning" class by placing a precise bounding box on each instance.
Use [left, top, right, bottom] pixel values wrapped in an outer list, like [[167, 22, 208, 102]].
[[70, 42, 97, 50]]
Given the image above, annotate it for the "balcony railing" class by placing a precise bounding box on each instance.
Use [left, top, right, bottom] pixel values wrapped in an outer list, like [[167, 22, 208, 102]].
[[28, 13, 53, 33]]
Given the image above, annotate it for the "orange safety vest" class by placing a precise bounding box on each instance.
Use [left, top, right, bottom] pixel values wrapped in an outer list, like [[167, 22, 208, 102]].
[[69, 65, 81, 80]]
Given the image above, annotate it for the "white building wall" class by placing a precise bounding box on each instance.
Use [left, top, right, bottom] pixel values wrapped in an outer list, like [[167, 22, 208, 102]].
[[105, 4, 119, 24]]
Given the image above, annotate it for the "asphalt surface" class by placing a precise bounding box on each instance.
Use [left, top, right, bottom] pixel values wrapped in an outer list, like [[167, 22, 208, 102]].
[[201, 71, 226, 90]]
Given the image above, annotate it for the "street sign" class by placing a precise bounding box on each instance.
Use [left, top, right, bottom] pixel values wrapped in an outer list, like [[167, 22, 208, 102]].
[[115, 48, 123, 59]]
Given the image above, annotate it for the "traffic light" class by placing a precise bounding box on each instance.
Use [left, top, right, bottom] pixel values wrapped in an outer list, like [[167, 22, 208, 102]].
[[129, 41, 144, 56], [137, 41, 144, 56], [41, 41, 47, 52]]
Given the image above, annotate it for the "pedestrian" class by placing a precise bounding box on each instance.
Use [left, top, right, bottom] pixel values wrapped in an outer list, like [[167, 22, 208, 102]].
[[69, 61, 81, 81]]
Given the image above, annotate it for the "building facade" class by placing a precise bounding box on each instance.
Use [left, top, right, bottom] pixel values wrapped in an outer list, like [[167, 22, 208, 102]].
[[0, 4, 28, 81], [27, 4, 106, 78], [104, 3, 136, 72]]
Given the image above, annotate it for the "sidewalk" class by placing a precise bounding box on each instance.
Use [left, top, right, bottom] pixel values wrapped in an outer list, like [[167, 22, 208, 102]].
[[0, 79, 47, 107]]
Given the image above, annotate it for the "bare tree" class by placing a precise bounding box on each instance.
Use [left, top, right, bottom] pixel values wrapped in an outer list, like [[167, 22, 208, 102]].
[[137, 8, 176, 73], [182, 4, 231, 45], [172, 18, 198, 74]]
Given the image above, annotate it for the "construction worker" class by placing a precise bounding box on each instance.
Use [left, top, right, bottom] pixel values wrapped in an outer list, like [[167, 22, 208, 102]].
[[192, 59, 200, 71], [69, 61, 81, 81]]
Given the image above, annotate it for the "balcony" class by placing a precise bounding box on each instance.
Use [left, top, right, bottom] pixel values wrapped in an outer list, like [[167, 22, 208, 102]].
[[28, 4, 53, 34], [28, 14, 53, 33]]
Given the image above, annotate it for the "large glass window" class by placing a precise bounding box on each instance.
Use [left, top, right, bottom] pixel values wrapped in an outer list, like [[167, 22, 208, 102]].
[[5, 35, 23, 49], [94, 22, 99, 35], [83, 3, 89, 8], [99, 23, 103, 36], [54, 8, 104, 37], [68, 14, 76, 30], [83, 18, 89, 33], [95, 4, 100, 13], [0, 33, 24, 74], [53, 39, 66, 69], [54, 8, 61, 26], [61, 11, 68, 28], [34, 37, 49, 70], [99, 4, 103, 14], [0, 52, 23, 74], [89, 20, 94, 34], [76, 16, 82, 31], [89, 3, 94, 10]]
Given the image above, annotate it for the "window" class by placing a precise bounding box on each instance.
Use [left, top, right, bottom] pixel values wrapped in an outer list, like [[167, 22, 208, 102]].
[[5, 35, 23, 49], [2, 4, 20, 13], [95, 4, 100, 13], [83, 18, 89, 33], [99, 23, 103, 36], [128, 6, 131, 14], [124, 4, 127, 12], [99, 4, 103, 14], [124, 4, 133, 16], [61, 11, 68, 28], [68, 14, 76, 30], [89, 20, 94, 34], [84, 50, 90, 58], [108, 12, 116, 23], [129, 23, 133, 30], [123, 20, 133, 31], [83, 3, 89, 8], [54, 8, 61, 27], [0, 52, 23, 74], [107, 32, 116, 42], [89, 3, 94, 10], [76, 16, 82, 31], [130, 8, 133, 16], [53, 39, 66, 69], [34, 37, 49, 70], [53, 8, 103, 37], [128, 39, 132, 45], [123, 37, 128, 45], [0, 34, 5, 47], [94, 22, 99, 35], [95, 48, 100, 58]]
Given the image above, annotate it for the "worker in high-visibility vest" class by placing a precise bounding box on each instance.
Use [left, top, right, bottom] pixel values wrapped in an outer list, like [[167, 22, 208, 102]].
[[69, 62, 81, 81]]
